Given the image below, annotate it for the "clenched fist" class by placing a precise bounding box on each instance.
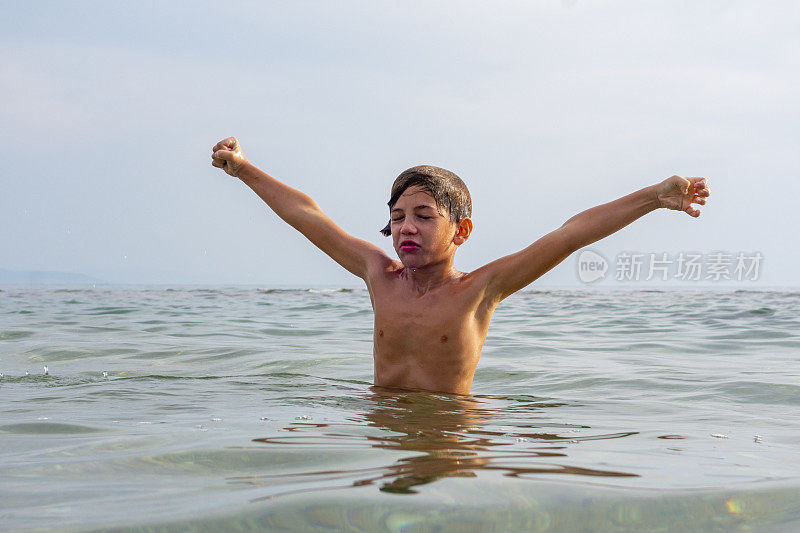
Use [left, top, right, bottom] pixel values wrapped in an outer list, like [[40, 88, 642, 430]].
[[211, 137, 250, 178]]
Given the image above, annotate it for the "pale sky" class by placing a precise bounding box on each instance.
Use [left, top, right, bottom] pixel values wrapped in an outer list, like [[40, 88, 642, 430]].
[[2, 1, 798, 287]]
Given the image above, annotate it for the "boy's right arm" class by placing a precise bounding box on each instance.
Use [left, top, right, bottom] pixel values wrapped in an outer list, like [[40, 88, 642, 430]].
[[211, 137, 391, 280]]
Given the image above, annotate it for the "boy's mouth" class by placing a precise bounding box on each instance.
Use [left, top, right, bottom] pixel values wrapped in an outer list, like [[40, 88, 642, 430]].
[[399, 240, 420, 252]]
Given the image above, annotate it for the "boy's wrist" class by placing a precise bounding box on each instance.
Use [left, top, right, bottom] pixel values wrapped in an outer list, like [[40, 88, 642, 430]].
[[237, 161, 258, 184], [649, 184, 664, 210]]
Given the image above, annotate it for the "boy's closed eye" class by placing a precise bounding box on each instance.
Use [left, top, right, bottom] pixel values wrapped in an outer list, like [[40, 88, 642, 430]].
[[391, 215, 433, 222]]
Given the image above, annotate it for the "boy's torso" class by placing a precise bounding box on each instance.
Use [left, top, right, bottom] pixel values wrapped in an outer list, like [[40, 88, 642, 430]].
[[366, 262, 497, 395]]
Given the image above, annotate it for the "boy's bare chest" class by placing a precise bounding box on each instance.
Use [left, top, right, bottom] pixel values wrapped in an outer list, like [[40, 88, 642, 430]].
[[370, 281, 490, 360], [377, 291, 459, 323], [365, 271, 495, 393], [373, 278, 474, 324], [368, 280, 492, 394]]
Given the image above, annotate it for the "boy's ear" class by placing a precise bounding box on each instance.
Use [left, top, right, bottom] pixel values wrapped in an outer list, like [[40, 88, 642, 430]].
[[453, 218, 473, 245]]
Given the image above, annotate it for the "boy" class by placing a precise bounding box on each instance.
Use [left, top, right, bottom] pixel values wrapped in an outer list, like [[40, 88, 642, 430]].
[[211, 137, 710, 395]]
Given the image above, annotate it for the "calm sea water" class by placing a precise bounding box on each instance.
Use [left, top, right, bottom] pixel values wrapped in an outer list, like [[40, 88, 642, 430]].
[[2, 286, 800, 532]]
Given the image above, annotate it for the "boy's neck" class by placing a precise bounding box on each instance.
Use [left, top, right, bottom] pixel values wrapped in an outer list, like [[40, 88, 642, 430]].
[[399, 257, 463, 295]]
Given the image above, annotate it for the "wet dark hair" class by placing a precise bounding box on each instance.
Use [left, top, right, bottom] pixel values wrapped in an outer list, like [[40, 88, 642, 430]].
[[380, 165, 472, 236]]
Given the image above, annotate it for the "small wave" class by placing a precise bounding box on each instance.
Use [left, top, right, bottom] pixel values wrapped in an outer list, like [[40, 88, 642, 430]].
[[87, 307, 139, 315], [53, 288, 91, 293], [258, 327, 328, 337], [118, 374, 225, 381], [256, 288, 357, 294], [734, 289, 800, 297], [307, 288, 356, 294], [0, 422, 103, 434], [747, 307, 776, 315], [0, 330, 35, 340]]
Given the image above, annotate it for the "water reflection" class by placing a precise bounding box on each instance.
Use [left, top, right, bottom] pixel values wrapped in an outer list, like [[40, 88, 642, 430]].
[[361, 387, 638, 493], [240, 387, 638, 500]]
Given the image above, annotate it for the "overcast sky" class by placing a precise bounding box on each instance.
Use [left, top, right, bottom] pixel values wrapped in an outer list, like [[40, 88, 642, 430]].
[[2, 1, 798, 287]]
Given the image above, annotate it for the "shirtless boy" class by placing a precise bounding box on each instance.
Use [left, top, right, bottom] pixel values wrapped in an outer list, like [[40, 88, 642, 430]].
[[211, 137, 710, 395]]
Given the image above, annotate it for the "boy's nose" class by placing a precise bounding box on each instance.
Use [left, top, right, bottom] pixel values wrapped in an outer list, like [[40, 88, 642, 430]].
[[400, 219, 418, 234]]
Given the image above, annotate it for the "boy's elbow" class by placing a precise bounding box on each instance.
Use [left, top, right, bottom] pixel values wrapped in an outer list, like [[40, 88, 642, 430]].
[[294, 195, 320, 215], [297, 195, 325, 218], [281, 200, 324, 234], [556, 223, 583, 254]]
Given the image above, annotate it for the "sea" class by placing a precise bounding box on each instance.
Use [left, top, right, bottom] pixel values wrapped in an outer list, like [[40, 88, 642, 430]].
[[2, 285, 800, 532]]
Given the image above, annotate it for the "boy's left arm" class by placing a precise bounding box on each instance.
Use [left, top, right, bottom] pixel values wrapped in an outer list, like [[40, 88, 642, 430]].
[[479, 175, 710, 304]]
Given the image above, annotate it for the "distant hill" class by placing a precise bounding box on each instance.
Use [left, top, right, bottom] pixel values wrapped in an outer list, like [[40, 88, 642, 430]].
[[0, 268, 105, 285]]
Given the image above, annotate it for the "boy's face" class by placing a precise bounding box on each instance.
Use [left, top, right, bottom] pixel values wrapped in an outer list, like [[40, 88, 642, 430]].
[[390, 186, 469, 269]]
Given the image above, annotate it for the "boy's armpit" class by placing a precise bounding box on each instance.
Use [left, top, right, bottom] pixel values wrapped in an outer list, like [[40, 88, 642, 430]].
[[362, 246, 398, 277], [478, 227, 576, 304]]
